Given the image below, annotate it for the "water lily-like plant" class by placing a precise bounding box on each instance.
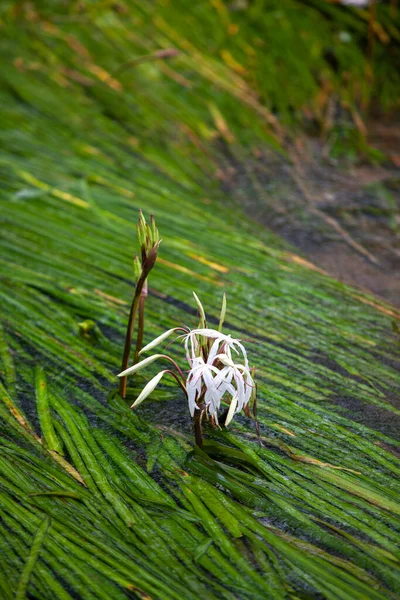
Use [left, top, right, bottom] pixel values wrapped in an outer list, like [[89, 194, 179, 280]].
[[118, 293, 257, 446]]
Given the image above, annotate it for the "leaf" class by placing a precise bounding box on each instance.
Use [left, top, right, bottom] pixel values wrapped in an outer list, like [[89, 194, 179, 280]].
[[35, 366, 64, 455], [193, 538, 213, 562], [15, 516, 51, 600]]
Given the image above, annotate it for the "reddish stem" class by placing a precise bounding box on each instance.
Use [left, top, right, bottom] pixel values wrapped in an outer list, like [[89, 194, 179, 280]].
[[133, 280, 147, 365], [119, 272, 147, 398]]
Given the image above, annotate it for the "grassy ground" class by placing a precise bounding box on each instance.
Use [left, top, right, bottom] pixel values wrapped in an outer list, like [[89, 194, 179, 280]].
[[1, 2, 400, 599]]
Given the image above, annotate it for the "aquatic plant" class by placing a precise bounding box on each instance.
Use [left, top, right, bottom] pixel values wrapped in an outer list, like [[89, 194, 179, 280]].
[[119, 291, 257, 445]]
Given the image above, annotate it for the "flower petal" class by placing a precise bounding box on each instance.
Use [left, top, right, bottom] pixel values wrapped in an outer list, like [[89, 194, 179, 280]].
[[118, 354, 164, 377], [244, 372, 255, 405], [231, 340, 249, 368], [225, 396, 238, 427], [207, 338, 223, 365], [213, 353, 235, 367], [130, 370, 167, 408], [139, 329, 180, 355], [187, 370, 202, 416], [233, 368, 245, 411], [188, 328, 230, 339]]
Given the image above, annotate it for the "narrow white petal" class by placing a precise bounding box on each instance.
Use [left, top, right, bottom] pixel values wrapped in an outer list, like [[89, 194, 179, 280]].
[[139, 329, 179, 355], [204, 387, 218, 413], [184, 333, 192, 363], [189, 356, 205, 371], [220, 381, 236, 398], [212, 368, 234, 411], [244, 372, 255, 406], [232, 340, 249, 367], [186, 377, 200, 416], [225, 396, 238, 427], [234, 369, 246, 411], [214, 366, 233, 391], [185, 331, 200, 364], [118, 354, 164, 377], [207, 338, 223, 365], [186, 357, 208, 415], [191, 334, 200, 360], [130, 370, 167, 408], [202, 364, 219, 390], [208, 401, 218, 419], [213, 353, 235, 367], [188, 328, 229, 339]]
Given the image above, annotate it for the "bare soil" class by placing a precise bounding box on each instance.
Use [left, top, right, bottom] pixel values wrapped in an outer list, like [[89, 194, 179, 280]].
[[221, 132, 400, 308]]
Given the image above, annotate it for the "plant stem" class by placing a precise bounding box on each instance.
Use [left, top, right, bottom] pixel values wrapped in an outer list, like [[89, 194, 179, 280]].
[[161, 357, 186, 382], [119, 273, 146, 398], [193, 410, 204, 448], [164, 370, 187, 396], [133, 280, 147, 365], [251, 369, 260, 443]]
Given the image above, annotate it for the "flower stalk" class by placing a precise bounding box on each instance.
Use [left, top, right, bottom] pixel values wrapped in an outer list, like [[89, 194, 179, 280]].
[[133, 279, 147, 365], [119, 211, 160, 398], [193, 405, 205, 447]]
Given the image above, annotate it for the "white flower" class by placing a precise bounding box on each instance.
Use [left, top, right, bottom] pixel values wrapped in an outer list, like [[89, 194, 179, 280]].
[[185, 349, 254, 424], [182, 328, 253, 423], [117, 296, 255, 430], [186, 356, 220, 417], [184, 328, 248, 368], [211, 354, 255, 415]]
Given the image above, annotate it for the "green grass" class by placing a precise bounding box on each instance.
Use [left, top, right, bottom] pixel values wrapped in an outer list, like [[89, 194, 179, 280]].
[[1, 2, 400, 598]]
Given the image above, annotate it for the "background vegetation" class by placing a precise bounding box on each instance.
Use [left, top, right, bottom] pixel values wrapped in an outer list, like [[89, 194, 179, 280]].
[[0, 2, 399, 598]]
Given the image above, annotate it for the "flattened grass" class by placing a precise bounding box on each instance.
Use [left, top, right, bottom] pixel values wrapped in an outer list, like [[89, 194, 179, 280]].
[[0, 2, 400, 598]]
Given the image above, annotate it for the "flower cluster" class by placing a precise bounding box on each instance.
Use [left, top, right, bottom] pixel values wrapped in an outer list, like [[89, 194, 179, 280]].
[[117, 295, 256, 434], [184, 329, 254, 424]]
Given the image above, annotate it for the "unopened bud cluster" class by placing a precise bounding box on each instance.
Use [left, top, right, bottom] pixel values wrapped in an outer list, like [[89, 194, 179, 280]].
[[136, 211, 160, 278]]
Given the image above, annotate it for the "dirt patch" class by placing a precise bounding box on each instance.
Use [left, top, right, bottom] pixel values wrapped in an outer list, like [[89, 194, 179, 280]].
[[220, 137, 400, 308]]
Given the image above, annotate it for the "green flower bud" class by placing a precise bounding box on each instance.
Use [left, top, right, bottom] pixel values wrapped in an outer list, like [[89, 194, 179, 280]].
[[133, 255, 141, 281]]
